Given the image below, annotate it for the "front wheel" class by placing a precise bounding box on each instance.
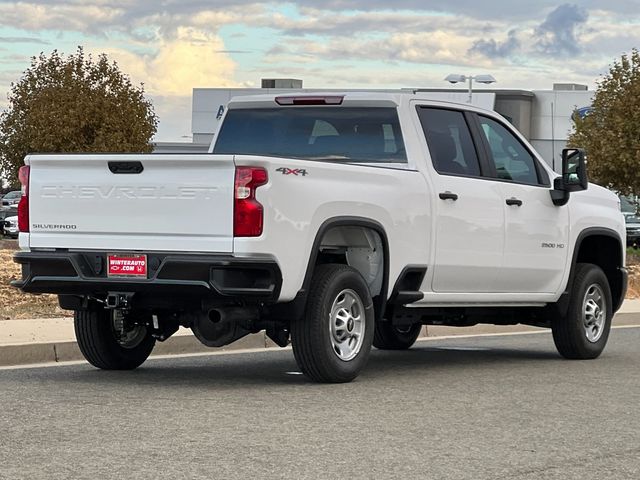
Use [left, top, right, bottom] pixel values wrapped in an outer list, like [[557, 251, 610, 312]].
[[291, 264, 374, 383], [551, 263, 613, 359], [74, 309, 156, 370]]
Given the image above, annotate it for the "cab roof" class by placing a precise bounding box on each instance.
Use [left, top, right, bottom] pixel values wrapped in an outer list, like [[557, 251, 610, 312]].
[[226, 91, 497, 115]]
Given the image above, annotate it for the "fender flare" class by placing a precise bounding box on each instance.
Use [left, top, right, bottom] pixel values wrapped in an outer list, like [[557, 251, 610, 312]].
[[273, 216, 391, 322], [556, 227, 626, 315]]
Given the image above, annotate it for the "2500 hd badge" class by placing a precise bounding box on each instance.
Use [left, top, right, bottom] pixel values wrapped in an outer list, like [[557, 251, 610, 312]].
[[541, 242, 565, 249]]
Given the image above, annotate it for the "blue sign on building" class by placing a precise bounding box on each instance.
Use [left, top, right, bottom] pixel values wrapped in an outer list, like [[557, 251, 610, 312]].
[[572, 106, 593, 122]]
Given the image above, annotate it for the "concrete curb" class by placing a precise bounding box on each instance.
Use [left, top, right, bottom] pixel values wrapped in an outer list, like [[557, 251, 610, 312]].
[[0, 332, 275, 367]]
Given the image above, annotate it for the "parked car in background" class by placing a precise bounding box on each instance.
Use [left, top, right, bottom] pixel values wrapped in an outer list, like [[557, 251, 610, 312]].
[[0, 205, 18, 236], [626, 216, 640, 247], [620, 195, 637, 217], [619, 195, 640, 247], [2, 190, 22, 207], [3, 215, 18, 238]]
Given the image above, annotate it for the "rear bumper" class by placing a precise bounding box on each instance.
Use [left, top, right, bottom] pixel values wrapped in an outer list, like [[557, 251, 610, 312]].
[[12, 251, 282, 303]]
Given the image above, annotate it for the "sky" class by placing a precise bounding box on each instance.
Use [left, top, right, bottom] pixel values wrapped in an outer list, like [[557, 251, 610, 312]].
[[0, 1, 639, 142]]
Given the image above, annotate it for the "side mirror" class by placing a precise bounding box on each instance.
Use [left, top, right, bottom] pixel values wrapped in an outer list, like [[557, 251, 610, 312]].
[[562, 148, 588, 192], [550, 148, 588, 206]]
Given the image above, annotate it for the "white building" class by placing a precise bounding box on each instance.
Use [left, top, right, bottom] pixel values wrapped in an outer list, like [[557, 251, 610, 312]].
[[160, 80, 593, 173]]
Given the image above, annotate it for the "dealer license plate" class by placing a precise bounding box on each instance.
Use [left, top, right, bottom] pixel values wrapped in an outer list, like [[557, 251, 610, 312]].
[[107, 254, 148, 278]]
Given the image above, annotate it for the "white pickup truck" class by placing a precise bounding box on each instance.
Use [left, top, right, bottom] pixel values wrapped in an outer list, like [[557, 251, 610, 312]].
[[12, 92, 627, 383]]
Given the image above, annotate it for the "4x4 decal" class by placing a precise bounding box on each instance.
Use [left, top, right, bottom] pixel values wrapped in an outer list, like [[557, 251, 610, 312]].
[[276, 167, 308, 176]]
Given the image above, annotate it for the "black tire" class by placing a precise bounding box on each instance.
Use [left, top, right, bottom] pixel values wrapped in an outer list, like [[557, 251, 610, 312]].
[[74, 309, 155, 370], [291, 264, 374, 383], [551, 263, 612, 360], [373, 321, 422, 350]]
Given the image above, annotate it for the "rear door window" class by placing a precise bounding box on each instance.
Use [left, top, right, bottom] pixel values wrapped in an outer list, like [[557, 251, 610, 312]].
[[214, 107, 407, 163], [417, 107, 481, 177]]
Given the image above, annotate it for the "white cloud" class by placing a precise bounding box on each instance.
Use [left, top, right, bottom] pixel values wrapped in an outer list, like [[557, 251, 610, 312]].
[[259, 8, 493, 37], [0, 2, 123, 33], [264, 31, 490, 69], [90, 27, 241, 141], [94, 27, 240, 97]]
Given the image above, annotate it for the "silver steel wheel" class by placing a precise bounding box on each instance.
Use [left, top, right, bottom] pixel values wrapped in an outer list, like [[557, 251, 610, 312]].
[[583, 283, 606, 343], [111, 311, 148, 349], [329, 289, 365, 361]]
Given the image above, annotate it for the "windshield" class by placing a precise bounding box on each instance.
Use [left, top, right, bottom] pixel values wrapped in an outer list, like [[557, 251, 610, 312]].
[[620, 195, 637, 214], [3, 191, 20, 200], [213, 107, 407, 163]]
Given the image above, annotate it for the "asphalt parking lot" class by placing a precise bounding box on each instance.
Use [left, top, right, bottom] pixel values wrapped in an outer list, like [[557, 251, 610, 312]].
[[1, 326, 639, 480]]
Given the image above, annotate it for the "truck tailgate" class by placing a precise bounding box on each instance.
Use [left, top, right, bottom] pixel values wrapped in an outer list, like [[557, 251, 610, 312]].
[[26, 154, 235, 253]]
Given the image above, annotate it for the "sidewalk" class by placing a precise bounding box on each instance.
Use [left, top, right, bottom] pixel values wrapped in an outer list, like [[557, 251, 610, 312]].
[[1, 300, 640, 367], [0, 319, 275, 366]]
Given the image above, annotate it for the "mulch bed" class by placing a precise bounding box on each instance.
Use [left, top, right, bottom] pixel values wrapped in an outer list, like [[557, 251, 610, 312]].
[[0, 240, 71, 319]]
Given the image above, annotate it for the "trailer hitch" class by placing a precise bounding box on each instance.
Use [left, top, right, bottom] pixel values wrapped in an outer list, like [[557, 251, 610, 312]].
[[105, 292, 134, 309]]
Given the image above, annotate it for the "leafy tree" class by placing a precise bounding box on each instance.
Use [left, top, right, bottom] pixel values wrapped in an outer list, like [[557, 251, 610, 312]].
[[568, 49, 640, 196], [0, 47, 158, 187]]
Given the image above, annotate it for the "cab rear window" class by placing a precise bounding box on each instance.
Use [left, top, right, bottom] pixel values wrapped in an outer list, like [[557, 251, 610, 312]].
[[213, 107, 407, 163]]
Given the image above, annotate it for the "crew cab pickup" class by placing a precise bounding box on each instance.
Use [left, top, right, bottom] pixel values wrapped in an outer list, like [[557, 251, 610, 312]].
[[12, 92, 627, 382]]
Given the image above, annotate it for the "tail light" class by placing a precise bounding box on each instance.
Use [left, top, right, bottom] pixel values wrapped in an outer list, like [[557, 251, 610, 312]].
[[17, 165, 30, 233], [234, 167, 267, 237]]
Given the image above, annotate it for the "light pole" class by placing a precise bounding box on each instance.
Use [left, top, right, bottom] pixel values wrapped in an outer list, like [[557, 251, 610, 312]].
[[444, 74, 496, 103]]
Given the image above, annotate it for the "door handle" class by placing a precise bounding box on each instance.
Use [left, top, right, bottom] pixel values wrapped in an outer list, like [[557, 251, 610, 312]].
[[439, 191, 458, 201], [506, 197, 523, 206]]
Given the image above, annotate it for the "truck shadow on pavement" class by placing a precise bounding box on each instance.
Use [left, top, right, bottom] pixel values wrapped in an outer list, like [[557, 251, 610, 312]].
[[58, 343, 563, 389]]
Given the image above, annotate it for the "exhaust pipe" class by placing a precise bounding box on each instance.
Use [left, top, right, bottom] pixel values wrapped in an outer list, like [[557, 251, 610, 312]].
[[192, 307, 257, 347]]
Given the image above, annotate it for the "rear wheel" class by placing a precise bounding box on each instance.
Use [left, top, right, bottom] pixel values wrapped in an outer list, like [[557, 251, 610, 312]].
[[74, 309, 156, 370], [373, 321, 422, 350], [291, 264, 374, 383], [552, 263, 612, 359]]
